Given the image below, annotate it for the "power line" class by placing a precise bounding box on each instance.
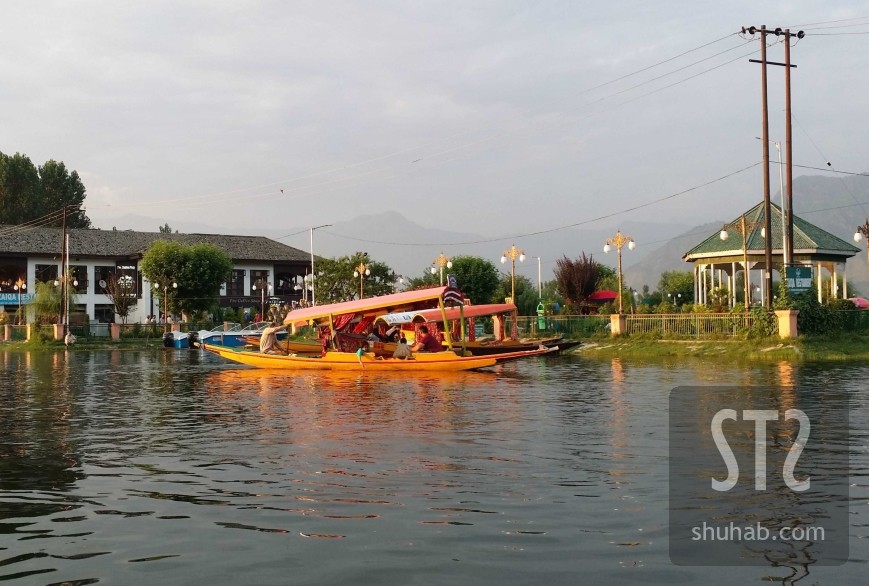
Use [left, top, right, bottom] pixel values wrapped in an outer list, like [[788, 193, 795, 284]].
[[323, 162, 761, 247], [789, 15, 869, 28]]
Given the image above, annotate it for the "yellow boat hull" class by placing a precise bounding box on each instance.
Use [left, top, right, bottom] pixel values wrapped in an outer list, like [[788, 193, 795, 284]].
[[202, 344, 497, 371]]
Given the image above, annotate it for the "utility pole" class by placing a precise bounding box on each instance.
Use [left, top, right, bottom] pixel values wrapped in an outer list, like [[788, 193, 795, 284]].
[[782, 28, 805, 266], [743, 25, 804, 308], [60, 205, 68, 330]]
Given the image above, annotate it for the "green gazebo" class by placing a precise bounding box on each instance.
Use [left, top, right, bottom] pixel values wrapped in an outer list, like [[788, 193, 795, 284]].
[[682, 202, 860, 306]]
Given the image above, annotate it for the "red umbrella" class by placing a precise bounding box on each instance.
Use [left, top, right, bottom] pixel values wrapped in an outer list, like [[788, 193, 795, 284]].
[[848, 297, 869, 309]]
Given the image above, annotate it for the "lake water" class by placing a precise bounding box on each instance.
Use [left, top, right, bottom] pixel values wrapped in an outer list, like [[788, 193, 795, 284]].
[[0, 349, 867, 585]]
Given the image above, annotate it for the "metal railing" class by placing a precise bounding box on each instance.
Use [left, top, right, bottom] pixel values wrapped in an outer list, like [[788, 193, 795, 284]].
[[626, 313, 764, 338], [4, 310, 869, 343]]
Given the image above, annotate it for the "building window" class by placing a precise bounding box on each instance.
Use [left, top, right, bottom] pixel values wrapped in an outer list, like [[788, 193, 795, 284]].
[[250, 270, 269, 294], [35, 264, 59, 283], [115, 264, 139, 298], [228, 269, 245, 296], [70, 265, 89, 293], [94, 304, 115, 323], [94, 266, 115, 294]]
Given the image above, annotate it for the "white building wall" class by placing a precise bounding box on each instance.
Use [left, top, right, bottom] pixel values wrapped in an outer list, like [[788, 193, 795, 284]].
[[9, 258, 278, 324]]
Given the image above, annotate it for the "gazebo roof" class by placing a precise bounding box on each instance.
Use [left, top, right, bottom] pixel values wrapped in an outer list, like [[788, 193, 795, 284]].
[[683, 202, 859, 262]]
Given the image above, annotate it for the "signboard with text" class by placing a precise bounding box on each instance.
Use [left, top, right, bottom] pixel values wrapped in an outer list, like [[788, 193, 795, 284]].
[[785, 266, 812, 294], [0, 293, 34, 306]]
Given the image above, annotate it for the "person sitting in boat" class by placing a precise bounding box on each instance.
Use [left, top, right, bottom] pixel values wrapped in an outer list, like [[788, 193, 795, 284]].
[[259, 321, 286, 354], [384, 326, 401, 343], [392, 336, 411, 359], [367, 325, 386, 342], [411, 325, 442, 353]]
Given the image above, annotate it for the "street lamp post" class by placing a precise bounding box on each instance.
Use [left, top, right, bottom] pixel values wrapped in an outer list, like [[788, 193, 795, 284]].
[[533, 256, 542, 299], [394, 275, 405, 293], [252, 281, 271, 321], [153, 280, 177, 333], [720, 214, 764, 312], [430, 253, 452, 286], [603, 231, 635, 314], [353, 262, 370, 299], [310, 224, 331, 306], [854, 219, 869, 269], [13, 278, 26, 325], [500, 244, 525, 303]]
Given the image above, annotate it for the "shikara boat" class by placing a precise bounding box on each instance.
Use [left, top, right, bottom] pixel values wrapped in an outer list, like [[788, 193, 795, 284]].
[[193, 322, 288, 348], [203, 286, 554, 372], [202, 345, 499, 371], [374, 303, 581, 355], [237, 335, 322, 354]]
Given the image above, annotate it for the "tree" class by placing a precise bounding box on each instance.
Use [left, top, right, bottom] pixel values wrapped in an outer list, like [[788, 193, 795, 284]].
[[596, 264, 618, 291], [0, 152, 92, 227], [314, 252, 396, 303], [657, 270, 695, 306], [554, 253, 600, 307], [37, 160, 90, 228], [28, 281, 61, 324], [0, 152, 40, 225], [104, 273, 138, 324], [406, 255, 501, 304], [493, 274, 535, 314], [451, 256, 500, 304], [159, 223, 174, 234], [140, 240, 233, 319]]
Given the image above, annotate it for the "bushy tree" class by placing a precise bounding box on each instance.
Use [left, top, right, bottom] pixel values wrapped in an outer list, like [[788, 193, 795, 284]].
[[140, 240, 233, 318], [403, 255, 500, 304], [314, 252, 396, 303], [657, 270, 694, 305], [554, 253, 600, 307], [37, 160, 90, 228], [0, 152, 91, 227], [493, 274, 535, 313]]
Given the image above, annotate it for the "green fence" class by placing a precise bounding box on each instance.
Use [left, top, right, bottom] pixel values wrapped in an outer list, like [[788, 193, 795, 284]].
[[509, 315, 611, 338], [837, 310, 869, 332], [626, 313, 765, 338]]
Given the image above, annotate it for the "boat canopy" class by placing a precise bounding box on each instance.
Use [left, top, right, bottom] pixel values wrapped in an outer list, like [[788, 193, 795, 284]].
[[284, 286, 450, 328], [374, 303, 518, 326]]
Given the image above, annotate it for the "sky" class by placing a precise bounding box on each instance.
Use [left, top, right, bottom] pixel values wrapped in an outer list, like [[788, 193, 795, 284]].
[[2, 1, 869, 273]]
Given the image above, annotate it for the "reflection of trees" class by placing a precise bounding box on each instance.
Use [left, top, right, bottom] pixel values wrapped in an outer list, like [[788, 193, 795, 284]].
[[0, 352, 84, 523]]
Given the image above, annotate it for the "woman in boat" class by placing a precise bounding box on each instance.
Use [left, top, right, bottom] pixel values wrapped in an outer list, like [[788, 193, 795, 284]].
[[411, 325, 442, 353]]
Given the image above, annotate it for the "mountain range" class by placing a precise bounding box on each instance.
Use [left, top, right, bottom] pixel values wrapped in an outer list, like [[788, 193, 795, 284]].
[[93, 173, 869, 294]]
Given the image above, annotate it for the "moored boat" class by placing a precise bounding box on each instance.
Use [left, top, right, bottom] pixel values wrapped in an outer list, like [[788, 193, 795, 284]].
[[203, 286, 555, 372], [202, 344, 498, 371], [374, 303, 581, 355]]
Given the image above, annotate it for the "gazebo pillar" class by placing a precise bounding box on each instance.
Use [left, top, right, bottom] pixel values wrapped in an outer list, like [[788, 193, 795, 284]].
[[844, 270, 848, 299], [832, 264, 838, 299], [731, 262, 737, 307], [817, 261, 823, 303], [693, 265, 699, 305]]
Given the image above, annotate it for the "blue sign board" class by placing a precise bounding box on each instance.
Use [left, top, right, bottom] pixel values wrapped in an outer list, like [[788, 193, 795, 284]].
[[785, 266, 813, 294], [0, 293, 34, 306]]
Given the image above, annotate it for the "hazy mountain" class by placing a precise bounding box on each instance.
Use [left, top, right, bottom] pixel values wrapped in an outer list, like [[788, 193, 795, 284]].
[[622, 173, 869, 294], [91, 173, 869, 293], [622, 223, 721, 292], [92, 211, 689, 284]]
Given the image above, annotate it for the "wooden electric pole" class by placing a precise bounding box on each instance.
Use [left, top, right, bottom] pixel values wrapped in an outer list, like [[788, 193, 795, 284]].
[[743, 25, 804, 308]]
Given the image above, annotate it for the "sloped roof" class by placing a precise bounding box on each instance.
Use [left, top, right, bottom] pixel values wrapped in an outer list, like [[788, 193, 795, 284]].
[[683, 202, 860, 261], [0, 225, 310, 262], [587, 290, 618, 301]]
